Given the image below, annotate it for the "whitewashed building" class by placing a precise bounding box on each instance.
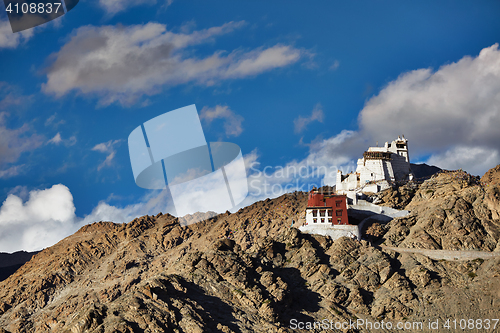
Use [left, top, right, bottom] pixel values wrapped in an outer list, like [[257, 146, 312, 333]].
[[299, 189, 360, 241], [336, 136, 414, 196]]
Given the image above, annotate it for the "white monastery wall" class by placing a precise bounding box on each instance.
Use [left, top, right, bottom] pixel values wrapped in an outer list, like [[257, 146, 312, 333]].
[[299, 224, 360, 241], [337, 136, 413, 194]]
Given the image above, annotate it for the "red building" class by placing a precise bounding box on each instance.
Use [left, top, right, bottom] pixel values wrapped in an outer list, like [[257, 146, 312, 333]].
[[305, 189, 349, 226]]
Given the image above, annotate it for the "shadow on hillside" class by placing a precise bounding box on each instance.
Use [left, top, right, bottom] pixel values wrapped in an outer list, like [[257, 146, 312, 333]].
[[0, 264, 24, 282], [273, 266, 323, 326], [153, 277, 242, 333], [300, 233, 334, 267], [0, 250, 39, 282], [266, 233, 329, 325]]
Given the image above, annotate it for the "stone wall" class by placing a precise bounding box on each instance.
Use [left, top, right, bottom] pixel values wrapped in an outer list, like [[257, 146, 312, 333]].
[[298, 224, 360, 241], [336, 171, 358, 192], [390, 153, 412, 181]]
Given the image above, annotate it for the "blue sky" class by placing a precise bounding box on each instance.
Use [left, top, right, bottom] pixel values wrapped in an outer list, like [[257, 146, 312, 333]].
[[1, 1, 500, 252]]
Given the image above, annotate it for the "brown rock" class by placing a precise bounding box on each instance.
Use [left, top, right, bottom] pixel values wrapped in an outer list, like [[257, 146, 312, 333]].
[[481, 164, 500, 185], [382, 169, 500, 251], [0, 184, 500, 332]]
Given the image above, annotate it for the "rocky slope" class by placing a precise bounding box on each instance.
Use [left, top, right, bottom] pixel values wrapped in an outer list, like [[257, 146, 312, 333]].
[[409, 163, 441, 180], [0, 166, 499, 332], [178, 211, 218, 226], [379, 170, 500, 252], [481, 164, 500, 186]]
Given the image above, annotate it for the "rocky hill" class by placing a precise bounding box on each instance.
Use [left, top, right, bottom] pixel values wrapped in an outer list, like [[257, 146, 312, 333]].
[[178, 211, 218, 226], [409, 163, 441, 180], [377, 170, 500, 252], [481, 164, 500, 185], [0, 166, 500, 332]]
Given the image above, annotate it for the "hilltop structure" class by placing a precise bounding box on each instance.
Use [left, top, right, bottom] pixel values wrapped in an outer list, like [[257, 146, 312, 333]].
[[336, 136, 414, 202], [299, 189, 360, 240]]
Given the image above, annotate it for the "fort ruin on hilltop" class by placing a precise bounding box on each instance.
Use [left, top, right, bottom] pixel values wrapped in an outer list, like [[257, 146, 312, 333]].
[[299, 136, 414, 242], [336, 135, 414, 204]]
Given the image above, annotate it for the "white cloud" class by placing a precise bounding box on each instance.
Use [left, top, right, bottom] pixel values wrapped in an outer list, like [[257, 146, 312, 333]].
[[5, 45, 500, 253], [0, 92, 42, 177], [243, 44, 500, 198], [427, 146, 500, 176], [6, 185, 30, 201], [0, 185, 77, 252], [47, 132, 77, 146], [329, 60, 340, 71], [67, 136, 77, 146], [200, 105, 244, 137], [246, 41, 500, 199], [81, 201, 144, 225], [0, 112, 44, 166], [0, 184, 175, 252], [99, 0, 173, 16], [223, 45, 301, 78], [298, 43, 500, 176], [359, 44, 500, 162], [294, 103, 324, 134], [44, 113, 65, 128], [92, 139, 122, 170], [0, 82, 33, 110], [42, 22, 303, 106], [0, 89, 23, 109], [169, 167, 210, 185], [0, 146, 309, 252], [0, 164, 24, 179], [47, 133, 62, 145], [99, 0, 156, 15], [239, 131, 360, 207], [0, 19, 34, 49], [0, 139, 353, 252], [80, 186, 177, 229]]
